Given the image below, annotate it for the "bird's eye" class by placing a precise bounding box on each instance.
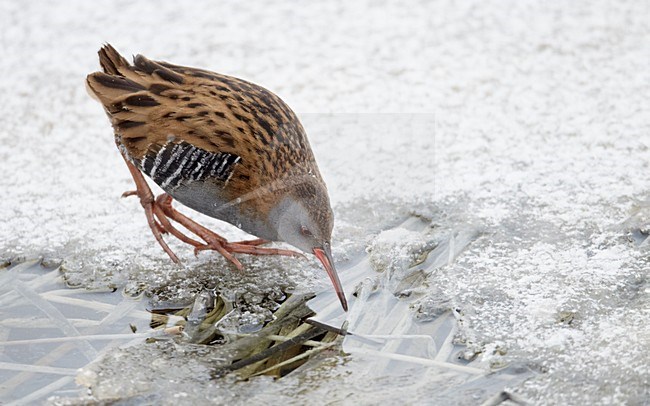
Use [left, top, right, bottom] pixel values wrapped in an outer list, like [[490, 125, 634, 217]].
[[300, 226, 313, 236]]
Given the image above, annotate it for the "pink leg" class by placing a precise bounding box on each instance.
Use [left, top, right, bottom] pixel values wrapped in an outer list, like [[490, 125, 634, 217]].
[[121, 157, 180, 263], [120, 160, 303, 268]]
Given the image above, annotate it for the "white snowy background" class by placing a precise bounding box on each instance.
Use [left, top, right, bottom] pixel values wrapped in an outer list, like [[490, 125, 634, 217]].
[[1, 0, 649, 404]]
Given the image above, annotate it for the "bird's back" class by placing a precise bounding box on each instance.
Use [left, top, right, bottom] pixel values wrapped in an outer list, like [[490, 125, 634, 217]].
[[86, 45, 324, 238]]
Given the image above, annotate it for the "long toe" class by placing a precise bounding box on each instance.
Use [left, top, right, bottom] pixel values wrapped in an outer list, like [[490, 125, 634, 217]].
[[226, 243, 305, 258], [233, 239, 269, 246]]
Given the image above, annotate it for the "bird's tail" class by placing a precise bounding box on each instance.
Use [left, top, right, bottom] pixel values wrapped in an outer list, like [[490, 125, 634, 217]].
[[86, 44, 145, 106], [97, 43, 131, 76]]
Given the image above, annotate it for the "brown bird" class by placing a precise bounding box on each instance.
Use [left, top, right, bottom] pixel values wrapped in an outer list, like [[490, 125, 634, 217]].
[[86, 44, 347, 311]]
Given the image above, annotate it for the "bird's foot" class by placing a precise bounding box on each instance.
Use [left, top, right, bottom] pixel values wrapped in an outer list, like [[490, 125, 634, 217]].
[[121, 168, 302, 268], [192, 240, 303, 269], [154, 193, 303, 266]]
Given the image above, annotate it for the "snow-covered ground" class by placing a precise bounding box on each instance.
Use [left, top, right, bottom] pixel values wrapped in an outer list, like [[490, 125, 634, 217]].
[[1, 0, 649, 404]]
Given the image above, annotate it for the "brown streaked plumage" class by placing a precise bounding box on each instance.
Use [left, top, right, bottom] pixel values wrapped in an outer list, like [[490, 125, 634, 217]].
[[86, 44, 347, 311]]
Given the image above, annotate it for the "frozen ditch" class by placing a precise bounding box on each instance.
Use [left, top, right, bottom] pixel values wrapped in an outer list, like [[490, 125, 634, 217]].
[[0, 212, 532, 405]]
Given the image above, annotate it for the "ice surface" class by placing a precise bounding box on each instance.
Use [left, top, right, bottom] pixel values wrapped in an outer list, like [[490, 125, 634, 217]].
[[1, 0, 650, 404]]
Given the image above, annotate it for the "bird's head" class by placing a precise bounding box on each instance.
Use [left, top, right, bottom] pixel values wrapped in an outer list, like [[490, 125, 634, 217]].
[[269, 179, 347, 311]]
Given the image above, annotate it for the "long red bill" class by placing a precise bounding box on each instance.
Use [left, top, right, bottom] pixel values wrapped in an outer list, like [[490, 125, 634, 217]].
[[313, 244, 348, 312]]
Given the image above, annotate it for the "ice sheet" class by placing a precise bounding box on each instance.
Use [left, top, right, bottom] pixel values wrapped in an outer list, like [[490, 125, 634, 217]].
[[1, 0, 649, 404]]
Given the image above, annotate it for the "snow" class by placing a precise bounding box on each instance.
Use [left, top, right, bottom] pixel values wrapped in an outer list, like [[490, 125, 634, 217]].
[[1, 0, 649, 404]]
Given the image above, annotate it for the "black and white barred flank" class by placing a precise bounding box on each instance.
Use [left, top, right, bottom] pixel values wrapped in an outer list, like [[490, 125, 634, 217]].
[[139, 141, 241, 191]]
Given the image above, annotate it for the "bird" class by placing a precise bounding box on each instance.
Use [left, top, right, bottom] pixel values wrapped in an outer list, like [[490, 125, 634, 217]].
[[86, 44, 347, 311]]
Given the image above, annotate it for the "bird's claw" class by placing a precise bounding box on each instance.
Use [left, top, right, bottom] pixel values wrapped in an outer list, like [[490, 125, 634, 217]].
[[193, 244, 209, 256]]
